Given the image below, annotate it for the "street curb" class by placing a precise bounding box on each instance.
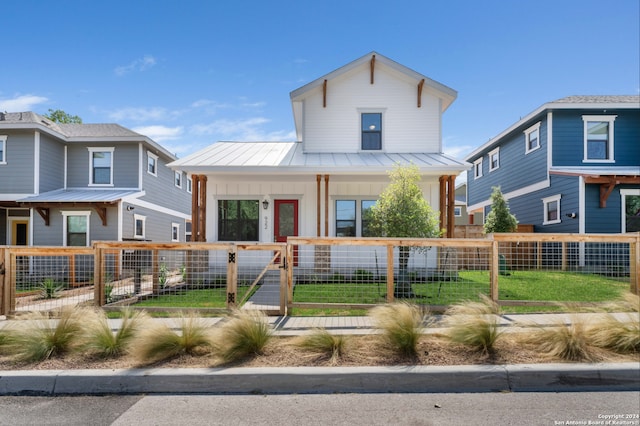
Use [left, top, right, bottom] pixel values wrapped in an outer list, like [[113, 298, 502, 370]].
[[1, 363, 638, 395]]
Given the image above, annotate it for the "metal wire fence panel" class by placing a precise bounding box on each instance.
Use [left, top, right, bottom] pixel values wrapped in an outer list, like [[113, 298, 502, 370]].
[[236, 244, 286, 313]]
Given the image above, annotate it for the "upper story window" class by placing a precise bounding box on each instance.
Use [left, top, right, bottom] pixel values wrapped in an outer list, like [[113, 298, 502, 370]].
[[488, 148, 500, 172], [361, 113, 382, 150], [88, 147, 114, 186], [62, 211, 91, 246], [147, 151, 158, 176], [473, 158, 483, 179], [134, 214, 146, 239], [542, 194, 561, 225], [0, 135, 6, 164], [524, 122, 541, 154], [583, 115, 616, 162], [186, 177, 192, 194], [174, 171, 182, 188]]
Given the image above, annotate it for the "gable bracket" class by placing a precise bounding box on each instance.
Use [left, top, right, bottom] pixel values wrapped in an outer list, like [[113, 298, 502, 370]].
[[417, 79, 425, 107], [35, 207, 50, 226], [584, 175, 640, 208], [95, 206, 108, 226], [370, 54, 376, 84], [323, 79, 327, 108]]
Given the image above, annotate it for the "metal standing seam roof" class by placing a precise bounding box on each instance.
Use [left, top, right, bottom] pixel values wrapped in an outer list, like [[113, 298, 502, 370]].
[[169, 141, 470, 174], [16, 189, 143, 203]]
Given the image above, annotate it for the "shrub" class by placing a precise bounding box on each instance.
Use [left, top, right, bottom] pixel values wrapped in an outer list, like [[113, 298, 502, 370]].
[[129, 312, 213, 364], [369, 302, 425, 357], [79, 307, 150, 358], [441, 295, 502, 354], [215, 310, 272, 362], [295, 328, 349, 364], [39, 278, 64, 300], [5, 307, 85, 362], [352, 269, 374, 283]]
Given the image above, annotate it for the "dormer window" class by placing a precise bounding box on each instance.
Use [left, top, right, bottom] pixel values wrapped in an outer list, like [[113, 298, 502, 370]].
[[361, 113, 382, 150]]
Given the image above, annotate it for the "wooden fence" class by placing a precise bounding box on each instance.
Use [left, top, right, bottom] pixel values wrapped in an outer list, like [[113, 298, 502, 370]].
[[1, 233, 638, 316]]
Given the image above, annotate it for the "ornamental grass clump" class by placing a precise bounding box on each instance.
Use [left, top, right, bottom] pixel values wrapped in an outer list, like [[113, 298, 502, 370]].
[[369, 302, 426, 357], [79, 307, 150, 358], [588, 293, 640, 354], [524, 314, 599, 362], [215, 310, 272, 362], [295, 328, 350, 364], [5, 307, 85, 362], [441, 294, 503, 354], [129, 312, 213, 364]]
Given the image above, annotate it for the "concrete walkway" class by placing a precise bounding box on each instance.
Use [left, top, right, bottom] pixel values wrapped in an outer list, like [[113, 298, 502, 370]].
[[0, 312, 638, 395]]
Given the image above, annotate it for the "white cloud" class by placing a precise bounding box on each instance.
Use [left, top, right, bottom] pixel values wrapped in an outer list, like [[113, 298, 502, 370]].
[[114, 55, 157, 76], [191, 117, 294, 141], [108, 107, 181, 122], [0, 94, 48, 112], [132, 125, 184, 142]]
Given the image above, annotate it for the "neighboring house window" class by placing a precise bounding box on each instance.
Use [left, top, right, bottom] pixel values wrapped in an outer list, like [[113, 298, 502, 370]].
[[542, 195, 561, 225], [134, 214, 146, 239], [88, 147, 114, 186], [218, 200, 259, 241], [185, 220, 192, 242], [454, 206, 462, 217], [0, 135, 6, 164], [621, 189, 640, 233], [473, 158, 483, 179], [174, 171, 182, 188], [171, 223, 180, 242], [524, 122, 541, 154], [62, 211, 90, 246], [583, 115, 616, 162], [361, 113, 382, 150], [187, 177, 192, 194], [336, 199, 376, 237], [147, 151, 158, 176], [488, 148, 500, 172]]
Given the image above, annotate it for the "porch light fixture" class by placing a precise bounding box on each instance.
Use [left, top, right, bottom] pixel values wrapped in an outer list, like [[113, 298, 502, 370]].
[[262, 200, 269, 210], [566, 212, 577, 219]]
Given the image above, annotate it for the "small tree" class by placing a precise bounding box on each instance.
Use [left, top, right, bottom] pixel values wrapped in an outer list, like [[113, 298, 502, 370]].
[[44, 109, 83, 124], [370, 164, 441, 298], [484, 186, 518, 234]]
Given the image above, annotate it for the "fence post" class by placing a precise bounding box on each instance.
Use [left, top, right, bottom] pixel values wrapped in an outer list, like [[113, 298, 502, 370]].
[[490, 239, 499, 302], [226, 245, 237, 309], [94, 244, 104, 307], [287, 242, 294, 312], [632, 235, 639, 295], [152, 250, 160, 294], [386, 244, 394, 303], [0, 247, 7, 316], [279, 245, 287, 315]]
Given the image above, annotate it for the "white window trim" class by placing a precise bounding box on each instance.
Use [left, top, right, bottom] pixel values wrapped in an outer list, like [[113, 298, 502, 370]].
[[454, 206, 462, 217], [87, 147, 114, 186], [147, 151, 158, 176], [488, 147, 500, 172], [134, 214, 146, 239], [61, 210, 91, 246], [186, 177, 192, 194], [582, 115, 616, 163], [0, 135, 7, 164], [542, 194, 562, 225], [621, 189, 640, 233], [524, 122, 541, 154], [358, 108, 386, 152], [171, 222, 180, 242], [174, 171, 182, 189], [473, 157, 483, 179]]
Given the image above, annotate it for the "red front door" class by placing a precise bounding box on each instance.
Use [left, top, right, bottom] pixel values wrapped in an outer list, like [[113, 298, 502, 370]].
[[274, 200, 298, 265]]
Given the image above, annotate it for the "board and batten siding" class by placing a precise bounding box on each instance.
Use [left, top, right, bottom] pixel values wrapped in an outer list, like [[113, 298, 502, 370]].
[[66, 144, 139, 188], [301, 65, 441, 153], [38, 134, 65, 192], [0, 131, 36, 194]]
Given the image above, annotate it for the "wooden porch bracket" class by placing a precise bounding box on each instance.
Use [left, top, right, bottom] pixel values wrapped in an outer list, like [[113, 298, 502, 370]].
[[584, 175, 640, 208], [322, 79, 327, 108], [417, 79, 425, 107], [35, 207, 50, 226], [95, 206, 108, 226], [370, 54, 376, 84]]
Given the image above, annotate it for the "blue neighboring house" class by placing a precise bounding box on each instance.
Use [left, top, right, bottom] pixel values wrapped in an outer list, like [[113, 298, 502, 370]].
[[465, 95, 640, 234]]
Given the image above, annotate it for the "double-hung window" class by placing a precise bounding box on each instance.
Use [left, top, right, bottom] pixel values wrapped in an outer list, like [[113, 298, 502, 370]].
[[171, 223, 180, 242], [361, 113, 382, 150], [62, 211, 91, 246], [473, 158, 483, 179], [147, 151, 158, 176], [88, 147, 114, 186], [218, 200, 259, 241], [186, 177, 192, 194], [542, 195, 561, 225], [134, 214, 146, 239], [174, 171, 182, 188], [524, 122, 541, 154], [0, 135, 6, 164], [488, 148, 500, 172], [336, 199, 377, 237], [583, 115, 616, 162]]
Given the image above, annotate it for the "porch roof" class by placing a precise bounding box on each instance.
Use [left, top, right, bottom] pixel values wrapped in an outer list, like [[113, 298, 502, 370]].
[[169, 141, 470, 175], [549, 166, 640, 177], [16, 188, 143, 204]]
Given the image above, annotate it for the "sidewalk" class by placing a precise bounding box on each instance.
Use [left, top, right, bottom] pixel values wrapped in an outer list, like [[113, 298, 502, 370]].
[[0, 312, 638, 395]]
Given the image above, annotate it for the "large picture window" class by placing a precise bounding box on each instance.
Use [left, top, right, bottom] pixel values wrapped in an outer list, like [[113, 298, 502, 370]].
[[336, 199, 377, 237], [218, 200, 259, 241]]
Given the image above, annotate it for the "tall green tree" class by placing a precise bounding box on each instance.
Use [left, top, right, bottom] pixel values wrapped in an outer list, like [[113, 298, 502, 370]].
[[43, 109, 82, 124], [483, 186, 518, 234], [370, 164, 441, 297]]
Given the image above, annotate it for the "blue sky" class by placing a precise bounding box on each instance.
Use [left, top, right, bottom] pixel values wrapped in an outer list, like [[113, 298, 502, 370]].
[[2, 0, 638, 164]]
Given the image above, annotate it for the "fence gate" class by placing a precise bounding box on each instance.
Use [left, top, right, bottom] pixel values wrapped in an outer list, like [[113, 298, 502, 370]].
[[233, 243, 287, 315]]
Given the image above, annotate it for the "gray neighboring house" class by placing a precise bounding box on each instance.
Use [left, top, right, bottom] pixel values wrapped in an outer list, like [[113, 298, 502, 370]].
[[0, 112, 192, 247]]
